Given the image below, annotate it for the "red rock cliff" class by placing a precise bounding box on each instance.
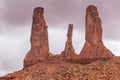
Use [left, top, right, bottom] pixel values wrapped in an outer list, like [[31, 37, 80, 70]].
[[24, 7, 50, 68], [79, 5, 114, 64], [61, 24, 76, 60]]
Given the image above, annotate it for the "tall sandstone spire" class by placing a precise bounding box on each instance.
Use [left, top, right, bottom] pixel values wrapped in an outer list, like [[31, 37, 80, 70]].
[[61, 24, 76, 60], [24, 7, 50, 68], [79, 5, 114, 64]]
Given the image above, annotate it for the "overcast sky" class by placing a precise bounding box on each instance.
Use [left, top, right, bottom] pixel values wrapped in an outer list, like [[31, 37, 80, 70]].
[[0, 0, 120, 76]]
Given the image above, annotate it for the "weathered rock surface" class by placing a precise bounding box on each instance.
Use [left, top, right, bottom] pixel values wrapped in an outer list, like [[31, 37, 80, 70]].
[[1, 57, 120, 80], [24, 7, 50, 68], [79, 5, 114, 64], [61, 24, 76, 60]]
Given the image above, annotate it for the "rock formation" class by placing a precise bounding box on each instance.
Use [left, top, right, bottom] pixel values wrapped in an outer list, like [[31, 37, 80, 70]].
[[61, 24, 76, 60], [79, 5, 114, 64], [0, 5, 118, 80], [24, 7, 50, 68]]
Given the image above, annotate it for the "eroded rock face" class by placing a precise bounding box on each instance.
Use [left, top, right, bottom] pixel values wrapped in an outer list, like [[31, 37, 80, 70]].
[[79, 5, 114, 64], [24, 7, 50, 68], [61, 24, 76, 60]]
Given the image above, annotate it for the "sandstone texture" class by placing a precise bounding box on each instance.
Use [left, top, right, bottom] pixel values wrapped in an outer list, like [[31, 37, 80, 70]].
[[24, 7, 50, 68], [61, 24, 76, 60], [79, 5, 114, 64], [1, 57, 120, 80]]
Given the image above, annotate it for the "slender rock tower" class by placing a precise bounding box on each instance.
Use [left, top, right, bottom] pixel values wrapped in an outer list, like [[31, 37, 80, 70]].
[[24, 7, 50, 68], [61, 24, 76, 60], [79, 5, 114, 64]]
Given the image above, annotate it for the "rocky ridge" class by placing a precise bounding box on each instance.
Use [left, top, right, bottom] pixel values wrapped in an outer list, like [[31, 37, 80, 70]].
[[1, 57, 120, 80]]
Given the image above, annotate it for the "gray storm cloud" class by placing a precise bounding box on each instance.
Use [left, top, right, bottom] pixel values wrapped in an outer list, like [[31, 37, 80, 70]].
[[0, 0, 120, 76], [2, 0, 120, 39]]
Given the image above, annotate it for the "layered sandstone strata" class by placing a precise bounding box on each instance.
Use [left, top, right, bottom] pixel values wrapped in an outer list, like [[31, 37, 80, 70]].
[[24, 7, 50, 68], [79, 5, 114, 64]]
